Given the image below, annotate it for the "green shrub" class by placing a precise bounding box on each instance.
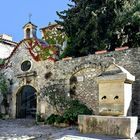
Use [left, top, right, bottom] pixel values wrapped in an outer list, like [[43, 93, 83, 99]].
[[45, 114, 59, 125], [63, 100, 93, 125], [45, 100, 93, 125], [55, 115, 64, 124]]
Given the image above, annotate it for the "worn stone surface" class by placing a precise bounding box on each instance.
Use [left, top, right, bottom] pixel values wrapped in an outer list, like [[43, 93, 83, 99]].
[[78, 115, 138, 139]]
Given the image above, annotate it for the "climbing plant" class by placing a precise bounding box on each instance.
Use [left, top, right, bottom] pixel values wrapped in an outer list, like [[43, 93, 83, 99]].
[[42, 84, 93, 125], [0, 73, 8, 110], [0, 73, 8, 95], [42, 84, 68, 114], [26, 38, 58, 61], [44, 26, 67, 46]]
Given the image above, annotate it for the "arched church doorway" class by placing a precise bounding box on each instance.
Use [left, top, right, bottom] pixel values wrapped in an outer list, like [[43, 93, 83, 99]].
[[16, 85, 37, 118]]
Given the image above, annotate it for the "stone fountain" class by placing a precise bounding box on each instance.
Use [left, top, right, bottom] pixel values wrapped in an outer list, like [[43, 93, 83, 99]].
[[78, 63, 138, 139]]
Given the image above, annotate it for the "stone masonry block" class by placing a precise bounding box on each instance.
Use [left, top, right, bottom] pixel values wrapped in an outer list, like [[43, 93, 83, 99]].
[[78, 115, 138, 139]]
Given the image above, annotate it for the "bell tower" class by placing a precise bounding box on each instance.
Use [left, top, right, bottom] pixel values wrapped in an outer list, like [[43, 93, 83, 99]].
[[23, 22, 37, 39]]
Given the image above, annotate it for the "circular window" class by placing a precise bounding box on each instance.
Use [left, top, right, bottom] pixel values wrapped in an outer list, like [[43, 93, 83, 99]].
[[21, 60, 31, 71]]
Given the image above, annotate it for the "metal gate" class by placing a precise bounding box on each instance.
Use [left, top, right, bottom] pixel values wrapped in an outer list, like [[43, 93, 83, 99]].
[[16, 85, 37, 118]]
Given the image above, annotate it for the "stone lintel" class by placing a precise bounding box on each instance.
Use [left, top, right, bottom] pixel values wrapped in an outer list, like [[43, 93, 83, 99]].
[[78, 115, 138, 139], [16, 71, 37, 78]]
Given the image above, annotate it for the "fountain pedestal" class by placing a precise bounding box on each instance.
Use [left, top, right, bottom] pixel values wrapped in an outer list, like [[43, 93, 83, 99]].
[[78, 63, 138, 139], [78, 115, 138, 139]]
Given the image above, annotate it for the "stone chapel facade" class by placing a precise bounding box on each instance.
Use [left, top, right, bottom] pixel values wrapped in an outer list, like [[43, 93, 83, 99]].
[[1, 22, 140, 120], [1, 22, 58, 118]]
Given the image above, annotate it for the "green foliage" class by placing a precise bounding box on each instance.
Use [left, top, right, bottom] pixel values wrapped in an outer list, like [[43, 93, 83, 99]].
[[55, 115, 64, 124], [45, 99, 93, 125], [116, 0, 140, 48], [0, 73, 8, 100], [42, 84, 68, 114], [0, 73, 9, 112], [63, 100, 93, 124], [45, 28, 66, 45], [43, 84, 93, 125], [45, 114, 59, 124], [56, 0, 140, 57], [26, 39, 58, 61], [0, 73, 7, 92]]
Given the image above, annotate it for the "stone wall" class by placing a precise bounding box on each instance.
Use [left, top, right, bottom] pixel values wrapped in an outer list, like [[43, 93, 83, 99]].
[[51, 48, 140, 117], [2, 46, 140, 118]]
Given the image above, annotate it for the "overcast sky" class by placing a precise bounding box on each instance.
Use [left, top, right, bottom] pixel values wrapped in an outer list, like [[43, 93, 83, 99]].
[[0, 0, 70, 42]]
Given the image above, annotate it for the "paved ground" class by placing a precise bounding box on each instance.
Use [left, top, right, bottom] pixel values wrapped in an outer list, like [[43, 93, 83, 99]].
[[0, 119, 64, 139], [0, 119, 139, 140]]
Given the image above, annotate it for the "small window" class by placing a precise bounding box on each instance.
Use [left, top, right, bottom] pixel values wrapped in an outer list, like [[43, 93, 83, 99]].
[[21, 60, 31, 71]]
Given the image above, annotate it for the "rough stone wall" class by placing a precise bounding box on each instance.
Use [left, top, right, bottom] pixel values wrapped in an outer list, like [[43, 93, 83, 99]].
[[52, 48, 140, 117], [2, 45, 140, 118]]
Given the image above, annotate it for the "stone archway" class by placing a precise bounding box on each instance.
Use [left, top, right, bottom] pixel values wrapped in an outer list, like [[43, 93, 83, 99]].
[[69, 67, 102, 114], [16, 85, 37, 118]]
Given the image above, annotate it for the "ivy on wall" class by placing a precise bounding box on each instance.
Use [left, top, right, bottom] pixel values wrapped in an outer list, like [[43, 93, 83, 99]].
[[41, 24, 67, 48], [0, 74, 7, 94], [44, 28, 66, 45], [26, 38, 58, 61], [41, 84, 67, 114], [0, 73, 8, 109]]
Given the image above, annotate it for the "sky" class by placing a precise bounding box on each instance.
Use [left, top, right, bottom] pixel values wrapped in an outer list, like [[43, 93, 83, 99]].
[[0, 0, 70, 42]]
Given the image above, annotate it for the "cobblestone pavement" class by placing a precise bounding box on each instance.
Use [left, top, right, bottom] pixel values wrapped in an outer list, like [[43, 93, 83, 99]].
[[0, 119, 140, 140]]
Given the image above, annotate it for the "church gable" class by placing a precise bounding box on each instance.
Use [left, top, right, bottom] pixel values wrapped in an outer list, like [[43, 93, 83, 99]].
[[3, 40, 35, 77], [9, 40, 34, 62], [1, 37, 58, 70]]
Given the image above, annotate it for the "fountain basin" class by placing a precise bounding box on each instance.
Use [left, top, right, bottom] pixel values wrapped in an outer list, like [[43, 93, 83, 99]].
[[78, 115, 138, 139]]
